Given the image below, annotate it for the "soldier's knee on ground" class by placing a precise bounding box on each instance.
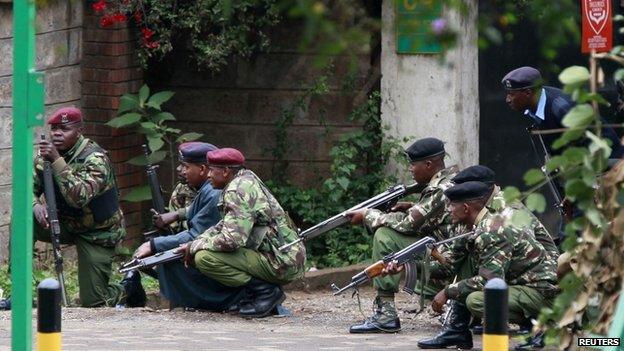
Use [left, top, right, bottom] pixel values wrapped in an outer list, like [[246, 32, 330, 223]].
[[465, 291, 484, 318]]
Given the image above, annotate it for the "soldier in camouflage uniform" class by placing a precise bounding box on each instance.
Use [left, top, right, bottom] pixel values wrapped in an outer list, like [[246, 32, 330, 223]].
[[32, 107, 144, 307], [417, 181, 558, 349], [168, 144, 198, 232], [180, 148, 306, 318], [346, 138, 458, 333]]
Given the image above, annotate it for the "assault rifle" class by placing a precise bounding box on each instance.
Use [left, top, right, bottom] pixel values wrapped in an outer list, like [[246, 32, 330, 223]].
[[278, 183, 425, 251], [331, 231, 475, 296], [119, 247, 184, 274], [41, 134, 69, 306], [143, 144, 173, 236]]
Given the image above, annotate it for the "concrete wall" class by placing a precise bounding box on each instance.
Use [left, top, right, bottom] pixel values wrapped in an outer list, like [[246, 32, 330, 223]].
[[0, 0, 83, 262], [380, 1, 479, 178]]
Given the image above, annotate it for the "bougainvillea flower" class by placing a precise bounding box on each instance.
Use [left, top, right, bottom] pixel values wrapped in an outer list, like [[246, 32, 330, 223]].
[[141, 27, 154, 40], [92, 0, 106, 13], [112, 12, 128, 22], [100, 15, 114, 27]]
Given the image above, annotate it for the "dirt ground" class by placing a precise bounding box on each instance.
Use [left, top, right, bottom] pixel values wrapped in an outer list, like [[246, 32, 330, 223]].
[[0, 287, 535, 350]]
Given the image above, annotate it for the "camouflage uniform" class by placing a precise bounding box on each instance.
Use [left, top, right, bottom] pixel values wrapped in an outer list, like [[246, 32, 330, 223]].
[[168, 181, 197, 232], [190, 169, 306, 287], [363, 165, 458, 296], [486, 186, 559, 261], [33, 135, 126, 307], [436, 209, 558, 322]]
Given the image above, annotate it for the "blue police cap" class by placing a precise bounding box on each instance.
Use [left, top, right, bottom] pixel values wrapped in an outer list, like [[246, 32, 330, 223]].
[[501, 66, 542, 91], [444, 181, 492, 202], [179, 142, 217, 164], [405, 138, 445, 162], [452, 165, 496, 185]]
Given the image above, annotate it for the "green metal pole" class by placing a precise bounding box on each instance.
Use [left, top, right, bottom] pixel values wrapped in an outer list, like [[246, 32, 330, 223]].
[[12, 0, 44, 348]]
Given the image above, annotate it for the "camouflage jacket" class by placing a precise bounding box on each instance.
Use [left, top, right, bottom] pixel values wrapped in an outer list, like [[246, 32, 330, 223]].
[[169, 182, 197, 231], [363, 166, 458, 240], [190, 169, 305, 280], [33, 135, 125, 246], [487, 186, 559, 261], [443, 209, 558, 301]]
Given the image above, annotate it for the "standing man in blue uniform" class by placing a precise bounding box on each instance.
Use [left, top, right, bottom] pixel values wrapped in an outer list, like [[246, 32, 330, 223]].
[[133, 142, 245, 310]]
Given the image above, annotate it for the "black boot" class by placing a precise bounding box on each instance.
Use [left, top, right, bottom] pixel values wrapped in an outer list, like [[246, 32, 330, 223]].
[[238, 278, 285, 318], [417, 301, 473, 349], [121, 271, 146, 308], [227, 288, 252, 314], [0, 298, 10, 311], [514, 331, 545, 350], [349, 296, 401, 334]]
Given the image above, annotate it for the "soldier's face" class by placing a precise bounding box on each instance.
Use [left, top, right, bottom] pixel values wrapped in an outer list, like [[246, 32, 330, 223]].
[[207, 166, 228, 189], [181, 162, 205, 188], [448, 201, 469, 224], [50, 123, 81, 152], [505, 89, 532, 112], [409, 159, 432, 183], [176, 163, 187, 183]]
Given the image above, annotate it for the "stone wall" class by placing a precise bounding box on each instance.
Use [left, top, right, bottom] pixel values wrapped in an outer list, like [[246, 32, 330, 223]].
[[0, 0, 83, 262]]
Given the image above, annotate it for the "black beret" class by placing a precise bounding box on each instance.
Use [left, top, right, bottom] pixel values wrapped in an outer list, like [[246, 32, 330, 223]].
[[444, 181, 492, 202], [501, 66, 542, 91], [452, 165, 496, 185], [179, 142, 217, 164], [405, 138, 445, 162]]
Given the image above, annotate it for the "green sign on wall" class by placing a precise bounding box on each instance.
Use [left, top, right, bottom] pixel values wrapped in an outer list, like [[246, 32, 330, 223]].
[[395, 0, 442, 54]]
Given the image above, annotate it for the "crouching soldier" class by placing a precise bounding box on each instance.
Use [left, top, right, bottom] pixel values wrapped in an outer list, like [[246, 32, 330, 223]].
[[180, 148, 306, 318]]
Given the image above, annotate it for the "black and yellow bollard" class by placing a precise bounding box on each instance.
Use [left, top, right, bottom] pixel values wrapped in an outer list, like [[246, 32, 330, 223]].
[[483, 278, 508, 351], [37, 278, 62, 351]]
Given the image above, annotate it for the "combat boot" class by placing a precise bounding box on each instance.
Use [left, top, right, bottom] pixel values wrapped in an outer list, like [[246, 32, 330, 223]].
[[238, 278, 285, 318], [417, 301, 473, 349], [0, 298, 10, 310], [514, 331, 545, 350], [349, 296, 401, 333], [121, 271, 146, 308]]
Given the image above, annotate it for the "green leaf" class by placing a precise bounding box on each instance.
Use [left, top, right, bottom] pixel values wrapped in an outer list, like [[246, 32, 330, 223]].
[[585, 131, 612, 157], [139, 85, 150, 105], [552, 128, 585, 149], [127, 150, 167, 166], [558, 66, 590, 86], [336, 177, 350, 190], [561, 147, 587, 165], [523, 169, 545, 186], [122, 185, 152, 202], [105, 112, 142, 128], [118, 95, 140, 114], [176, 132, 203, 143], [525, 193, 546, 213], [510, 210, 532, 228], [561, 104, 593, 128], [584, 207, 603, 227], [153, 112, 176, 124], [147, 135, 165, 152], [146, 91, 175, 110], [615, 14, 624, 22], [545, 155, 566, 172], [140, 121, 159, 131], [503, 186, 521, 203], [565, 179, 592, 201], [615, 68, 624, 82]]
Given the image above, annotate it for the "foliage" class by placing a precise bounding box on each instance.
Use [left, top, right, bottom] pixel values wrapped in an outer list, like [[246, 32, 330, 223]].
[[267, 91, 411, 268], [499, 62, 624, 347], [106, 84, 202, 200], [93, 0, 280, 71]]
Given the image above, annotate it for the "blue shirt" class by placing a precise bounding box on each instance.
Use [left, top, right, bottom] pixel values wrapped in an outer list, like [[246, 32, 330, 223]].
[[524, 88, 546, 123], [152, 181, 222, 252]]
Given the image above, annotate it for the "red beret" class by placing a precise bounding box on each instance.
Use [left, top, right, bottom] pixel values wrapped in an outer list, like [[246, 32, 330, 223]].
[[207, 148, 245, 167], [48, 107, 83, 125]]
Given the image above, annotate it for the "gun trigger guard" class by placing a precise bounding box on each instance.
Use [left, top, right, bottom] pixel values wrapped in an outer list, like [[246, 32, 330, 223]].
[[351, 288, 359, 299]]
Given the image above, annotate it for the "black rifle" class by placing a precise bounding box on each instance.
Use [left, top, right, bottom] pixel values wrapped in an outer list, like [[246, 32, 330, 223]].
[[331, 231, 475, 296], [119, 247, 184, 274], [143, 144, 173, 236], [278, 183, 425, 251], [41, 134, 69, 306]]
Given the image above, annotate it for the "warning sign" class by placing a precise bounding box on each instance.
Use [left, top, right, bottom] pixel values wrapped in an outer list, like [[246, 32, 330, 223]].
[[582, 0, 612, 53]]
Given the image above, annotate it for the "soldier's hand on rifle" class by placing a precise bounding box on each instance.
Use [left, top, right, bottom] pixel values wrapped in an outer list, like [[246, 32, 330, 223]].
[[152, 209, 178, 229], [432, 289, 448, 314], [345, 209, 366, 225], [134, 242, 152, 258], [38, 138, 61, 162], [390, 201, 413, 212], [33, 203, 50, 229], [178, 243, 192, 268], [381, 259, 404, 276]]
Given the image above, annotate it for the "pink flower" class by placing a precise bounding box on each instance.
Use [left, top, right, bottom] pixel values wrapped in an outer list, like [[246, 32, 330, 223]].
[[431, 18, 447, 35]]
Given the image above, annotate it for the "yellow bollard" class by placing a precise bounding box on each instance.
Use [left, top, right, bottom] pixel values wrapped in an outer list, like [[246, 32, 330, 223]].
[[37, 278, 61, 351], [483, 278, 508, 351]]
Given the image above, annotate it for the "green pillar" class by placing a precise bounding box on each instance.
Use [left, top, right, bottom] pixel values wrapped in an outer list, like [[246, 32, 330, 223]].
[[12, 0, 45, 348]]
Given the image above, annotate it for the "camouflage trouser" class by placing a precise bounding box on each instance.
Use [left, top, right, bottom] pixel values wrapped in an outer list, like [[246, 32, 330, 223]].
[[464, 286, 553, 323], [194, 248, 301, 287], [34, 223, 124, 307], [372, 227, 446, 298]]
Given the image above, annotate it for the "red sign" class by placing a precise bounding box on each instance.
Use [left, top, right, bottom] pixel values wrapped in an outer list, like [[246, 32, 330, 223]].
[[582, 0, 613, 53]]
